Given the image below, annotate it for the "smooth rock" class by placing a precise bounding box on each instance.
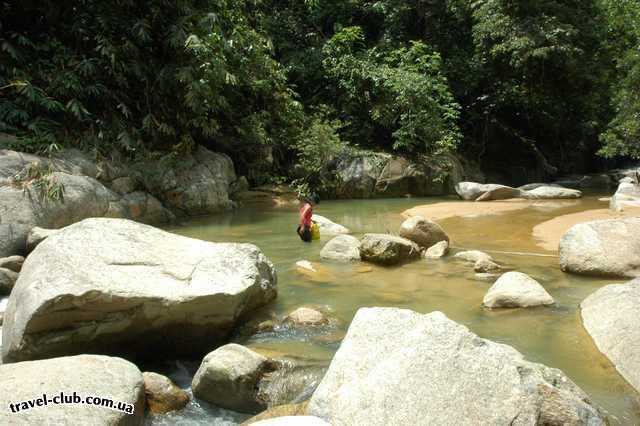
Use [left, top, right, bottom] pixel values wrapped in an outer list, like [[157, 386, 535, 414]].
[[524, 186, 582, 199], [25, 226, 60, 253], [475, 185, 523, 201], [424, 240, 449, 259], [143, 372, 189, 414], [139, 146, 236, 215], [0, 268, 18, 295], [580, 280, 640, 393], [0, 255, 24, 272], [242, 402, 309, 425], [110, 192, 174, 225], [192, 344, 275, 413], [0, 354, 144, 425], [308, 308, 604, 425], [474, 273, 500, 282], [111, 176, 137, 194], [398, 215, 449, 248], [610, 181, 640, 212], [283, 307, 328, 327], [319, 235, 360, 262], [518, 183, 562, 191], [359, 234, 421, 266], [311, 215, 349, 235], [559, 218, 640, 278], [2, 218, 277, 362], [483, 272, 555, 308]]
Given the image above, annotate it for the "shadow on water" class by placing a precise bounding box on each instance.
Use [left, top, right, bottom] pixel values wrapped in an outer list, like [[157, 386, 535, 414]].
[[158, 195, 639, 425]]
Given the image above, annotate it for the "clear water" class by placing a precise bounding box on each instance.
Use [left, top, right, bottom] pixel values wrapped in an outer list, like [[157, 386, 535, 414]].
[[160, 196, 639, 424]]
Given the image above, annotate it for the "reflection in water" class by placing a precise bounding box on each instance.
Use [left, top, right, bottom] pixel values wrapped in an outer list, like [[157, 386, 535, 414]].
[[164, 195, 638, 424]]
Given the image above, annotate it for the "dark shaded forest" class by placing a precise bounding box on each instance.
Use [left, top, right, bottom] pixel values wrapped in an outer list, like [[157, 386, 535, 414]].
[[1, 0, 639, 187]]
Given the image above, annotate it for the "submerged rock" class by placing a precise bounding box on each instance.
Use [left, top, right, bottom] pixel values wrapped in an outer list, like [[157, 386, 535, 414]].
[[581, 280, 640, 393], [311, 215, 349, 235], [143, 372, 189, 414], [473, 258, 502, 273], [0, 354, 144, 425], [559, 218, 640, 278], [192, 344, 275, 414], [283, 307, 329, 327], [2, 218, 277, 362], [398, 215, 449, 249], [359, 234, 421, 266], [483, 272, 554, 308], [319, 235, 360, 262], [243, 402, 309, 425], [308, 307, 605, 425], [455, 250, 493, 264], [423, 240, 449, 259]]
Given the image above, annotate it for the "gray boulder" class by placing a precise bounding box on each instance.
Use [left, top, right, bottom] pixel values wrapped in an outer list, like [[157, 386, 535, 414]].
[[334, 154, 387, 199], [475, 185, 524, 201], [139, 146, 237, 215], [483, 272, 554, 308], [192, 344, 275, 413], [283, 307, 329, 327], [0, 268, 18, 295], [518, 183, 562, 191], [0, 255, 24, 273], [398, 215, 449, 248], [580, 280, 640, 393], [25, 226, 60, 253], [455, 182, 520, 201], [308, 308, 604, 425], [311, 214, 349, 235], [110, 176, 137, 194], [559, 218, 640, 278], [110, 191, 174, 225], [524, 186, 582, 199], [0, 223, 29, 257], [359, 234, 421, 265], [473, 258, 502, 273], [2, 218, 277, 362], [320, 235, 360, 262], [423, 240, 449, 259], [610, 181, 640, 212], [0, 354, 144, 425]]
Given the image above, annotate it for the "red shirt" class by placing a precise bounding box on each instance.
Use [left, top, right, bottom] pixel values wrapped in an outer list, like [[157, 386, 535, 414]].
[[300, 203, 313, 227]]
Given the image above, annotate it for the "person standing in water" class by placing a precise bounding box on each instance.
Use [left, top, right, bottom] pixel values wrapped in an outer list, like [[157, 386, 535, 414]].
[[297, 193, 319, 242]]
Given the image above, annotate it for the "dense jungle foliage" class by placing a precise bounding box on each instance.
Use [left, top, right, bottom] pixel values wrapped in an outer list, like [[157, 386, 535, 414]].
[[0, 0, 638, 184]]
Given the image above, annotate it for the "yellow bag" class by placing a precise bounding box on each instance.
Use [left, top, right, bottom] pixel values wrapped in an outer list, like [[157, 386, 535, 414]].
[[311, 222, 320, 240]]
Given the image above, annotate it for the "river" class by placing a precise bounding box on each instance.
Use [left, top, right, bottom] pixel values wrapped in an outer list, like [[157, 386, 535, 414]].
[[146, 195, 639, 424]]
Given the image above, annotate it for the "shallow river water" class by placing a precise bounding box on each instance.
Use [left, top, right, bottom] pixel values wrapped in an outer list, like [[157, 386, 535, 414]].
[[152, 195, 639, 425]]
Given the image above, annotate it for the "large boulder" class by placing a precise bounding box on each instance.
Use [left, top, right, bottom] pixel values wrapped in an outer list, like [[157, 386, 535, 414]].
[[0, 268, 18, 295], [311, 214, 349, 235], [308, 308, 604, 425], [374, 156, 448, 196], [320, 235, 360, 262], [455, 182, 521, 201], [523, 186, 582, 199], [483, 272, 554, 308], [2, 218, 277, 362], [359, 234, 421, 265], [0, 255, 24, 273], [333, 153, 387, 199], [0, 223, 29, 257], [192, 344, 275, 413], [138, 146, 237, 215], [559, 218, 640, 278], [398, 215, 449, 249], [580, 280, 640, 393], [610, 181, 640, 212], [0, 354, 144, 425]]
